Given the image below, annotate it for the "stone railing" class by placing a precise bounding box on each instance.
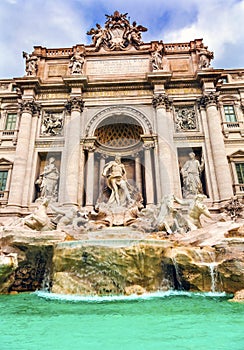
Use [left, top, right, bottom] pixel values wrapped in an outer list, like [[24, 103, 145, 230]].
[[0, 130, 18, 145], [46, 48, 73, 57], [222, 121, 244, 137], [233, 183, 244, 194], [164, 43, 191, 52], [0, 190, 9, 204]]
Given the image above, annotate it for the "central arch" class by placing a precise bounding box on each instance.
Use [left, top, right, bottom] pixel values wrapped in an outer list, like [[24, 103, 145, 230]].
[[85, 105, 152, 137], [83, 106, 157, 208]]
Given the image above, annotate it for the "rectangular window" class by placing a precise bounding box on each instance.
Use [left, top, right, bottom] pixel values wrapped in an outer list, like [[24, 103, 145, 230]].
[[5, 113, 17, 130], [235, 163, 244, 184], [0, 171, 8, 191], [223, 105, 237, 122]]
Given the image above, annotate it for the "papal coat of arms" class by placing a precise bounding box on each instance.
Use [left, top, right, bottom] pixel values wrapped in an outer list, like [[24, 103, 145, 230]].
[[87, 11, 147, 51]]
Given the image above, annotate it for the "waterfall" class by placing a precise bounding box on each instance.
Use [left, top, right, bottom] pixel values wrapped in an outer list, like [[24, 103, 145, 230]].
[[194, 249, 219, 293], [208, 263, 218, 293], [41, 267, 52, 292], [172, 257, 183, 290]]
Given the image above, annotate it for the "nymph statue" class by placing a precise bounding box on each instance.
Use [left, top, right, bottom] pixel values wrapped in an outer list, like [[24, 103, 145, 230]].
[[181, 152, 204, 198]]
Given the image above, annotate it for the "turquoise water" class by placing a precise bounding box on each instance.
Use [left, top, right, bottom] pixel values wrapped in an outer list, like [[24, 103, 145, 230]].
[[0, 291, 244, 350]]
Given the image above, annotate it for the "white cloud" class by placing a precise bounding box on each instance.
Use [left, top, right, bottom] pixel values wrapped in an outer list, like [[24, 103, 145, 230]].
[[0, 0, 243, 77], [163, 0, 244, 68]]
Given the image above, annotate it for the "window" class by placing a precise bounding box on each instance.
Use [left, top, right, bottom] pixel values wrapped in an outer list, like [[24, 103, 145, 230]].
[[0, 171, 8, 191], [223, 105, 237, 122], [5, 113, 17, 130], [235, 163, 244, 184]]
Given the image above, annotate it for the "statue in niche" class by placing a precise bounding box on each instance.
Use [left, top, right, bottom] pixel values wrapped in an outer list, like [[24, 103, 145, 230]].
[[35, 157, 59, 202], [180, 152, 204, 198], [41, 113, 63, 136], [69, 48, 85, 74], [151, 44, 163, 70], [175, 108, 197, 131], [102, 156, 133, 207], [93, 156, 143, 227], [22, 51, 38, 76]]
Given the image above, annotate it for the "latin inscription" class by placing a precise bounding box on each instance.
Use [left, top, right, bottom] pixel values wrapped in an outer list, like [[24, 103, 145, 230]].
[[87, 58, 150, 75]]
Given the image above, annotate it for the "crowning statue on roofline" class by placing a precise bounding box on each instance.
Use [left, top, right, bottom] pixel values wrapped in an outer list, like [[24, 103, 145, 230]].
[[87, 10, 147, 51]]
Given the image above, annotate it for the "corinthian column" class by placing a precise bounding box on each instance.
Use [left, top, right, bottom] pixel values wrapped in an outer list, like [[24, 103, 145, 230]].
[[199, 92, 233, 200], [63, 97, 84, 206], [8, 100, 40, 208], [152, 93, 179, 197]]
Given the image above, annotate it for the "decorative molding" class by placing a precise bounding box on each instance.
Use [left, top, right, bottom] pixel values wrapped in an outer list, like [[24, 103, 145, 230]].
[[35, 139, 65, 148], [85, 105, 152, 136]]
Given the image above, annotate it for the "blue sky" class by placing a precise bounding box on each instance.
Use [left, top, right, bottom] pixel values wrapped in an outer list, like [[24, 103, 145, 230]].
[[0, 0, 243, 78]]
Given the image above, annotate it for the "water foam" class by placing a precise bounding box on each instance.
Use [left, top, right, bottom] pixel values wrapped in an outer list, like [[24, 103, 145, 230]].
[[35, 290, 227, 302]]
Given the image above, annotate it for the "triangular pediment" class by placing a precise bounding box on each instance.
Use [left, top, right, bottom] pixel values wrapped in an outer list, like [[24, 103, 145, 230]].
[[228, 150, 244, 158], [0, 158, 13, 166]]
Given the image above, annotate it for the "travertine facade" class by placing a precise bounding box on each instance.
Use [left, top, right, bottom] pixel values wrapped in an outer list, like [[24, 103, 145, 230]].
[[0, 11, 243, 218]]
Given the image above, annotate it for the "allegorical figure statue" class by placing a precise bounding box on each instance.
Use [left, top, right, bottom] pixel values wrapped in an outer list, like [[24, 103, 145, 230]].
[[151, 44, 163, 70], [69, 49, 85, 74], [181, 152, 204, 198], [102, 156, 133, 207], [22, 51, 38, 76], [36, 157, 59, 202]]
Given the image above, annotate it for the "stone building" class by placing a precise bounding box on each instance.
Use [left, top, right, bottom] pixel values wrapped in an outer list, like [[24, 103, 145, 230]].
[[0, 11, 243, 218]]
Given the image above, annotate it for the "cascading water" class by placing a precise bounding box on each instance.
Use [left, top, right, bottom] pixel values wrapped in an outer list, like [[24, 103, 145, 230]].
[[171, 257, 183, 290], [194, 249, 220, 293]]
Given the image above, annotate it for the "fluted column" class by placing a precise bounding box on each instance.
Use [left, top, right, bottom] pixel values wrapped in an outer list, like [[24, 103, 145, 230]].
[[99, 154, 106, 193], [8, 100, 40, 208], [63, 97, 84, 206], [142, 136, 155, 206], [134, 152, 142, 193], [199, 92, 233, 200], [152, 93, 179, 197], [84, 143, 96, 209]]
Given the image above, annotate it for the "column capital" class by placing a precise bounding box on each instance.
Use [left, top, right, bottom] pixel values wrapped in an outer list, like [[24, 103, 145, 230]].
[[141, 134, 156, 150], [82, 137, 97, 152], [197, 92, 219, 109], [19, 99, 41, 115], [152, 93, 172, 110], [65, 97, 84, 113]]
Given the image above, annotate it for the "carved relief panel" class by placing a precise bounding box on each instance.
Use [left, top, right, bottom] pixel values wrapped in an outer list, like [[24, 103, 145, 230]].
[[41, 111, 64, 136], [174, 106, 197, 132]]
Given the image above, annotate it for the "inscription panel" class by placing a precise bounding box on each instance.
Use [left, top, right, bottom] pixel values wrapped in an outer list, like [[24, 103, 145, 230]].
[[87, 58, 150, 75], [48, 64, 68, 77]]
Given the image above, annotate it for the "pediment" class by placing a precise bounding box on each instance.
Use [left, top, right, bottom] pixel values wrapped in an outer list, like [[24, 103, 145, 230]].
[[0, 158, 13, 166], [228, 150, 244, 159]]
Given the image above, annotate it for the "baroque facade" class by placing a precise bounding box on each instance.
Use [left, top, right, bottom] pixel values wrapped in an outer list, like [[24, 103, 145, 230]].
[[0, 11, 243, 218]]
